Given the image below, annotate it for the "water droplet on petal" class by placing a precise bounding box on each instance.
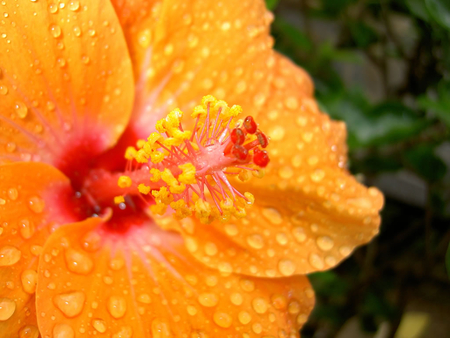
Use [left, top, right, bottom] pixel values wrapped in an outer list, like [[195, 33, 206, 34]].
[[230, 292, 243, 306], [213, 312, 232, 328], [7, 188, 18, 200], [0, 85, 8, 95], [19, 219, 35, 239], [68, 1, 80, 11], [53, 323, 75, 338], [107, 296, 127, 318], [18, 325, 39, 338], [262, 207, 283, 225], [316, 236, 334, 251], [14, 101, 28, 118], [21, 269, 37, 294], [64, 248, 93, 275], [246, 234, 264, 249], [0, 298, 16, 320], [309, 253, 324, 269], [252, 297, 268, 314], [53, 291, 85, 317], [0, 246, 21, 266], [198, 293, 218, 307], [49, 24, 62, 38], [151, 319, 171, 337], [137, 294, 151, 304], [339, 246, 352, 256], [238, 311, 252, 324], [92, 318, 107, 333], [28, 196, 45, 213], [81, 231, 102, 252], [278, 259, 296, 276]]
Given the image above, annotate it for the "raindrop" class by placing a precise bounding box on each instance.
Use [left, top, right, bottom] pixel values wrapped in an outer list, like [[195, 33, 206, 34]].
[[92, 318, 107, 333], [309, 253, 324, 269], [0, 85, 8, 95], [238, 311, 251, 324], [14, 101, 28, 119], [7, 188, 18, 200], [0, 298, 16, 320], [54, 291, 85, 317], [0, 246, 21, 266], [68, 1, 80, 11], [246, 234, 264, 249], [64, 248, 94, 275], [198, 293, 218, 307], [262, 207, 283, 225], [21, 269, 37, 294], [213, 312, 232, 328], [52, 323, 75, 338], [107, 296, 127, 318], [251, 297, 268, 314], [316, 236, 334, 251], [28, 196, 45, 213], [278, 259, 296, 276], [18, 325, 40, 338], [49, 24, 62, 38], [19, 219, 35, 239]]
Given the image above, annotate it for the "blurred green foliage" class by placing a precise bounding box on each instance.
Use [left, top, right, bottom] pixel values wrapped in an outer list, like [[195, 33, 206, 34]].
[[267, 0, 450, 336]]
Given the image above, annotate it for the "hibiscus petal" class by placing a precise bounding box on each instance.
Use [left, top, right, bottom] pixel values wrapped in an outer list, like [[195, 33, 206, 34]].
[[0, 162, 73, 336], [110, 0, 289, 139], [0, 0, 134, 171], [36, 217, 314, 337], [155, 54, 384, 277]]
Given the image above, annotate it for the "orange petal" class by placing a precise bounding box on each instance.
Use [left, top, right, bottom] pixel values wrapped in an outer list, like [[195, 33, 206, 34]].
[[0, 162, 73, 336], [0, 0, 134, 170], [155, 54, 384, 277], [36, 217, 314, 337], [110, 0, 296, 138]]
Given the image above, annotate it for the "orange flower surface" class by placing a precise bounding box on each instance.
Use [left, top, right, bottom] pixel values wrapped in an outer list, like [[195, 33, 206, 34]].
[[0, 0, 384, 337]]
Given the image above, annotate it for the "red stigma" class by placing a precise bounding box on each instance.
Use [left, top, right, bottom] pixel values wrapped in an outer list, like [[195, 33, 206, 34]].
[[253, 148, 270, 168], [230, 128, 245, 145], [243, 116, 257, 134]]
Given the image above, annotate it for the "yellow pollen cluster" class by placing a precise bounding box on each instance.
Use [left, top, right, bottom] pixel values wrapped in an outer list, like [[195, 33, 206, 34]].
[[119, 95, 261, 224]]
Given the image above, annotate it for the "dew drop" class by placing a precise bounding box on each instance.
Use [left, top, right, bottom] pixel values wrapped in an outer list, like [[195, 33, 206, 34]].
[[252, 323, 263, 334], [137, 294, 151, 304], [64, 248, 94, 275], [0, 298, 16, 320], [21, 269, 37, 294], [230, 292, 243, 306], [48, 3, 58, 14], [92, 318, 107, 333], [151, 319, 171, 338], [246, 233, 264, 249], [262, 207, 283, 225], [28, 196, 45, 213], [49, 24, 62, 38], [218, 262, 232, 274], [137, 29, 152, 48], [53, 291, 85, 317], [278, 166, 294, 179], [18, 325, 39, 338], [53, 323, 75, 338], [81, 231, 102, 252], [0, 198, 5, 205], [311, 169, 325, 182], [275, 232, 288, 246], [325, 255, 337, 266], [7, 188, 18, 200], [0, 246, 21, 266], [19, 219, 35, 239], [198, 293, 218, 307], [6, 142, 16, 153], [185, 237, 198, 253], [339, 246, 352, 256], [107, 296, 127, 318], [316, 236, 334, 251], [73, 26, 81, 37], [240, 279, 255, 292], [278, 259, 296, 276], [204, 242, 218, 256], [224, 224, 238, 236], [14, 101, 28, 119], [309, 253, 324, 269], [252, 297, 268, 314], [269, 126, 285, 141], [57, 58, 66, 68], [271, 294, 287, 310], [238, 311, 252, 324], [213, 312, 232, 328], [0, 85, 8, 95], [68, 1, 80, 11], [288, 300, 300, 314]]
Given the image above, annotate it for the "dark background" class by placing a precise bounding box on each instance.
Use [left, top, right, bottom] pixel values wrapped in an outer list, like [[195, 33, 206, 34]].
[[266, 0, 450, 337]]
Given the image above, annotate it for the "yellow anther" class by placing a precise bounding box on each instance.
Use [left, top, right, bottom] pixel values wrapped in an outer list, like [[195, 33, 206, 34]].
[[237, 170, 251, 182], [135, 149, 149, 163], [150, 203, 167, 215], [165, 108, 183, 128], [233, 206, 247, 218], [118, 175, 132, 188], [114, 196, 125, 204], [214, 100, 229, 116], [150, 168, 162, 182], [252, 168, 265, 178], [225, 104, 243, 119], [178, 163, 197, 184], [155, 119, 167, 133], [170, 199, 192, 218], [161, 169, 186, 194], [220, 198, 234, 212], [201, 95, 217, 108], [138, 184, 151, 195], [150, 150, 165, 163], [136, 139, 146, 149], [152, 186, 173, 205], [191, 105, 207, 119], [244, 192, 255, 205], [195, 199, 212, 223], [124, 146, 137, 160], [147, 132, 164, 146]]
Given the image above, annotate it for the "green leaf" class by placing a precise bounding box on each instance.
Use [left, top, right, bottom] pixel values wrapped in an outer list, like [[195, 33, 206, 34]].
[[320, 92, 426, 149], [403, 144, 447, 182], [405, 0, 431, 21], [425, 0, 450, 30], [418, 80, 450, 127], [273, 18, 313, 52], [347, 21, 379, 48], [446, 242, 450, 279], [265, 0, 280, 10]]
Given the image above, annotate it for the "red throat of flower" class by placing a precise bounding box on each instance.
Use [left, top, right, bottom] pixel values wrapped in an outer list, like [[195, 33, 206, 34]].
[[86, 95, 270, 224]]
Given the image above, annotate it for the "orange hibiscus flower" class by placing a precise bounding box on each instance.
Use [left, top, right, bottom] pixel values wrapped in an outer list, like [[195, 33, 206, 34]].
[[0, 0, 383, 337]]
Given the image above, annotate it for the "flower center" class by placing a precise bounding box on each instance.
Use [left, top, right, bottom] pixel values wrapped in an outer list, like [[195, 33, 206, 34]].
[[82, 95, 270, 226]]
